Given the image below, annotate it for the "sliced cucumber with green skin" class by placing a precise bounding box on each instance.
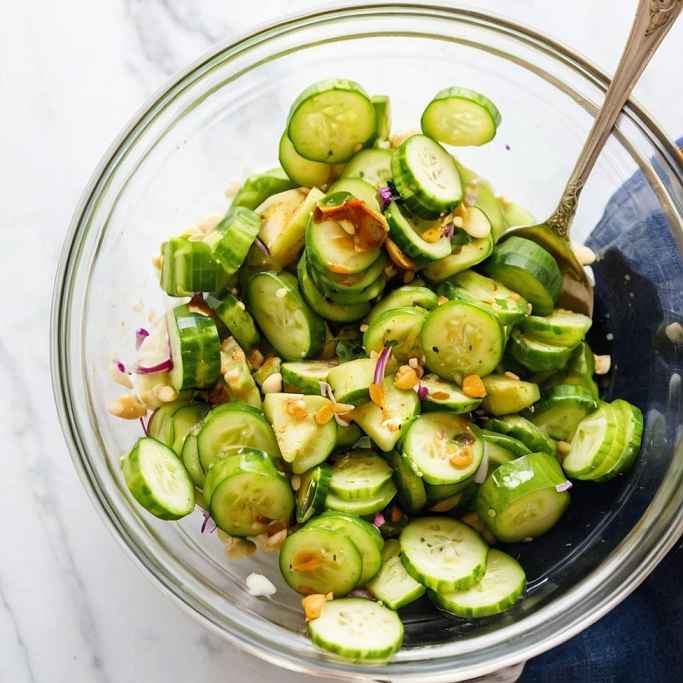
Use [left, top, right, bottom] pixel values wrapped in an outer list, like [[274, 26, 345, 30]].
[[325, 479, 397, 516], [481, 374, 540, 416], [483, 236, 561, 315], [279, 132, 333, 187], [263, 393, 337, 472], [372, 95, 392, 142], [562, 402, 624, 479], [439, 270, 529, 325], [421, 87, 501, 147], [545, 342, 599, 399], [206, 292, 260, 350], [253, 356, 282, 389], [310, 250, 386, 294], [121, 437, 195, 520], [147, 400, 191, 447], [476, 452, 570, 543], [204, 449, 294, 536], [363, 306, 427, 362], [422, 300, 505, 380], [308, 598, 403, 662], [247, 271, 325, 360], [181, 427, 205, 488], [385, 201, 452, 263], [425, 478, 473, 503], [204, 207, 261, 275], [499, 198, 535, 228], [231, 167, 296, 210], [479, 429, 531, 464], [423, 231, 493, 282], [431, 549, 525, 618], [594, 400, 644, 481], [341, 149, 393, 188], [508, 329, 577, 373], [308, 511, 384, 585], [324, 274, 386, 305], [296, 464, 332, 524], [392, 135, 463, 218], [197, 402, 280, 471], [403, 412, 483, 485], [367, 552, 426, 610], [484, 415, 556, 456], [219, 336, 261, 409], [167, 305, 221, 391], [390, 450, 427, 514], [281, 360, 338, 394], [328, 177, 382, 213], [170, 403, 209, 455], [367, 285, 438, 326], [353, 378, 420, 452], [327, 358, 376, 406], [160, 237, 229, 297], [400, 517, 488, 592], [287, 79, 376, 163], [335, 421, 363, 450], [455, 161, 508, 242], [530, 384, 598, 441], [329, 450, 393, 501], [420, 374, 482, 413], [279, 526, 362, 597], [521, 309, 592, 347]]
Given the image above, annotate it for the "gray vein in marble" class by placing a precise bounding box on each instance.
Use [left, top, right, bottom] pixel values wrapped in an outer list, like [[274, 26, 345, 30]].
[[0, 582, 36, 683]]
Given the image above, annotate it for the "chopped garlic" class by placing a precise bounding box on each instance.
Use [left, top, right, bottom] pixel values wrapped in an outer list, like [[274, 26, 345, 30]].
[[246, 573, 277, 597]]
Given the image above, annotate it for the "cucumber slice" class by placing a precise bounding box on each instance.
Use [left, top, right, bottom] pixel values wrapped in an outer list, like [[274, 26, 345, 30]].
[[483, 236, 561, 315], [335, 421, 363, 450], [231, 167, 296, 210], [400, 517, 488, 592], [327, 358, 376, 405], [594, 400, 644, 481], [352, 378, 420, 452], [170, 403, 209, 455], [325, 480, 397, 516], [476, 452, 570, 542], [544, 342, 599, 399], [296, 464, 332, 524], [181, 427, 205, 488], [167, 305, 221, 391], [246, 271, 325, 361], [328, 177, 381, 213], [204, 449, 294, 536], [341, 148, 393, 188], [308, 598, 403, 661], [310, 250, 387, 294], [500, 199, 535, 228], [530, 384, 598, 441], [421, 87, 501, 147], [160, 237, 229, 297], [206, 292, 260, 350], [481, 374, 540, 416], [479, 429, 531, 463], [298, 256, 371, 322], [421, 300, 504, 380], [509, 329, 577, 372], [392, 135, 463, 218], [204, 207, 261, 275], [425, 479, 473, 503], [197, 402, 280, 471], [455, 161, 508, 241], [521, 308, 592, 346], [423, 230, 493, 282], [367, 553, 426, 610], [329, 451, 393, 501], [324, 274, 386, 305], [219, 336, 261, 409], [121, 437, 195, 520], [371, 95, 392, 142], [563, 402, 624, 479], [390, 450, 427, 514], [439, 270, 529, 325], [287, 79, 376, 163], [385, 201, 452, 263], [431, 549, 525, 618], [147, 400, 191, 447], [281, 360, 338, 394], [484, 415, 556, 456], [279, 132, 333, 187], [279, 526, 362, 596], [363, 306, 427, 362], [403, 412, 483, 485], [263, 393, 337, 472], [367, 285, 438, 326], [253, 356, 282, 389], [421, 374, 482, 413], [308, 511, 384, 585]]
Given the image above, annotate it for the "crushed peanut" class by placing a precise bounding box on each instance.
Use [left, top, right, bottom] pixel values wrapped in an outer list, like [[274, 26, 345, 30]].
[[504, 371, 520, 381], [389, 128, 421, 148], [315, 402, 334, 425], [261, 372, 283, 394], [108, 395, 147, 419], [331, 402, 355, 416], [302, 594, 329, 621], [359, 323, 369, 333], [286, 397, 308, 420], [247, 348, 265, 370], [462, 374, 487, 398], [152, 254, 163, 270], [385, 238, 417, 270], [291, 475, 302, 492], [225, 538, 257, 559], [594, 354, 611, 375], [437, 296, 449, 306], [572, 242, 597, 265], [394, 365, 419, 390], [381, 417, 401, 432], [154, 384, 178, 403]]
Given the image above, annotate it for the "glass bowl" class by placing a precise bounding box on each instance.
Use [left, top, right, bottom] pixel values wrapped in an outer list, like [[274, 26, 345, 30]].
[[51, 4, 683, 681]]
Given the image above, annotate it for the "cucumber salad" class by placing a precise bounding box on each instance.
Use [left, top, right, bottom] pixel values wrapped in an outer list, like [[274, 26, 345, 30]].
[[110, 79, 643, 663]]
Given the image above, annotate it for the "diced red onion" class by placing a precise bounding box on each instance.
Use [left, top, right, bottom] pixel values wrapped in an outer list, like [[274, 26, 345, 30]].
[[114, 360, 127, 374], [417, 384, 429, 400], [442, 222, 454, 240], [373, 346, 392, 385], [378, 186, 393, 210], [474, 450, 489, 484], [139, 416, 148, 436], [135, 358, 173, 374], [373, 512, 386, 528], [556, 481, 573, 493], [348, 588, 373, 600], [255, 237, 270, 256], [201, 510, 216, 534], [135, 327, 149, 350]]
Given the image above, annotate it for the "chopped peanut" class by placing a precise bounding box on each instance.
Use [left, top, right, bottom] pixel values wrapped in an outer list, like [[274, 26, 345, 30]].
[[408, 357, 420, 369], [152, 253, 163, 270], [572, 242, 597, 265], [225, 538, 257, 559], [108, 395, 147, 419], [261, 372, 283, 394], [390, 128, 421, 148], [369, 382, 385, 407], [504, 371, 520, 381], [302, 594, 328, 621], [247, 348, 265, 370], [382, 417, 401, 432], [359, 323, 369, 333], [450, 448, 473, 469], [286, 397, 308, 420], [421, 225, 443, 243], [292, 550, 322, 573], [437, 295, 449, 306], [594, 354, 611, 375], [265, 528, 288, 550], [291, 475, 301, 491], [331, 402, 355, 416], [315, 403, 334, 425], [394, 365, 419, 390], [462, 374, 487, 398], [154, 385, 178, 403], [385, 238, 417, 270]]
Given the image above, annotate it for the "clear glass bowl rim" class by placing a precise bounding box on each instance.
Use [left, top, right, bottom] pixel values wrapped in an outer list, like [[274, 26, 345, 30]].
[[50, 3, 683, 681]]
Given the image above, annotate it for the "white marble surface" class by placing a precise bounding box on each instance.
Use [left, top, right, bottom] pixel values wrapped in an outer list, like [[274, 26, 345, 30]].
[[2, 1, 682, 682]]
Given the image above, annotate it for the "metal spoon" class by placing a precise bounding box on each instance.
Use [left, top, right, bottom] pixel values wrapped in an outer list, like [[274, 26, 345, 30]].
[[502, 0, 682, 316]]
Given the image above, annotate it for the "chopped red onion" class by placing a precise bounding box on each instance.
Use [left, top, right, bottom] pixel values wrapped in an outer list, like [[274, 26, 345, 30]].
[[373, 511, 386, 528], [556, 481, 573, 493], [348, 588, 373, 600], [474, 450, 489, 484], [417, 384, 429, 400], [373, 346, 392, 385], [135, 358, 173, 374], [255, 237, 270, 256], [378, 186, 393, 210], [114, 360, 127, 374], [139, 416, 148, 436], [201, 510, 216, 534], [135, 327, 149, 350]]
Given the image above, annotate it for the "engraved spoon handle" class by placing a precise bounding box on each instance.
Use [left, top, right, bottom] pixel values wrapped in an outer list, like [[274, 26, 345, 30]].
[[547, 0, 682, 237]]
